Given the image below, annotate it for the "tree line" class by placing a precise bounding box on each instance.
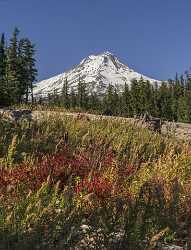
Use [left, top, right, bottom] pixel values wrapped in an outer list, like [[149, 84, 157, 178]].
[[46, 72, 191, 123], [1, 28, 191, 123], [0, 28, 37, 106]]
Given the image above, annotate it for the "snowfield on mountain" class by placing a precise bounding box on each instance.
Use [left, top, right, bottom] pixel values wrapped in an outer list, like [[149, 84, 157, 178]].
[[33, 51, 161, 97]]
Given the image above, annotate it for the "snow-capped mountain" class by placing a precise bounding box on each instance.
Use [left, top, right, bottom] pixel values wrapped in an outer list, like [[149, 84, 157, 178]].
[[33, 51, 161, 97]]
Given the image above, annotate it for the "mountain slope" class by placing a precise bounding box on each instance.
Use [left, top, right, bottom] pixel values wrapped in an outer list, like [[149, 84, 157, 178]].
[[33, 51, 161, 97]]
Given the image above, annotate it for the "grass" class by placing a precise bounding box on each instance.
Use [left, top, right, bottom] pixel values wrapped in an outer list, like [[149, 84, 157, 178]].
[[0, 111, 191, 249]]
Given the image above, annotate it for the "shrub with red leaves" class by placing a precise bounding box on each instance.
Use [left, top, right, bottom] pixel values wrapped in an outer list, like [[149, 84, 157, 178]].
[[75, 173, 113, 200], [0, 147, 117, 199], [101, 151, 115, 167], [118, 164, 137, 178]]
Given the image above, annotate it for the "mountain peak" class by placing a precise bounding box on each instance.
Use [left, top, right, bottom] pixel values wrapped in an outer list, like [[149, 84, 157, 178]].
[[80, 51, 124, 72], [88, 51, 114, 57], [82, 51, 115, 63], [34, 52, 161, 97], [101, 51, 114, 56]]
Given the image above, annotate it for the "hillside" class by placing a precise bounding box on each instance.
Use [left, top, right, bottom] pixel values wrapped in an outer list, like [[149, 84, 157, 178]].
[[0, 110, 190, 249]]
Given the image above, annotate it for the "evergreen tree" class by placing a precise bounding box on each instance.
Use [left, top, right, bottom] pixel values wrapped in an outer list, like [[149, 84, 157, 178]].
[[151, 83, 159, 117], [113, 88, 120, 115], [18, 38, 37, 103], [130, 79, 141, 116], [87, 92, 100, 111], [52, 89, 60, 106], [77, 77, 87, 109], [157, 82, 173, 120], [171, 75, 184, 120], [121, 83, 132, 117], [61, 78, 70, 108], [184, 72, 191, 121], [0, 33, 8, 106], [177, 96, 190, 122], [185, 72, 191, 91], [70, 87, 77, 108], [138, 79, 154, 115], [103, 84, 115, 115], [0, 28, 37, 105], [6, 27, 20, 104]]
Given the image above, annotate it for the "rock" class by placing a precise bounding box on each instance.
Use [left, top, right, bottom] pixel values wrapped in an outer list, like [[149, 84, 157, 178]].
[[149, 227, 170, 249], [0, 109, 32, 122], [159, 244, 184, 250], [80, 224, 91, 233]]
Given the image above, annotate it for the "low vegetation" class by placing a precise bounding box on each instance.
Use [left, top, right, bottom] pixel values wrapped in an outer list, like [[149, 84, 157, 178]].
[[0, 112, 190, 249]]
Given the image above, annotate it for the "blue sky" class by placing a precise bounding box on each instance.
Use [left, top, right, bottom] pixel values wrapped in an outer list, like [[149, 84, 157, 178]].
[[1, 0, 191, 81]]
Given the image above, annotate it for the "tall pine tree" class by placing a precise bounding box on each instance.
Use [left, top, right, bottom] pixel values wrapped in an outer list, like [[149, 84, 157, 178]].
[[61, 78, 70, 108], [6, 27, 20, 104], [77, 77, 87, 109], [0, 33, 8, 106]]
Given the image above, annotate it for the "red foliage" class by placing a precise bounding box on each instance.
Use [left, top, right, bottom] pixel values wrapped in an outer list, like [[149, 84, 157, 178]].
[[0, 145, 137, 206], [0, 147, 117, 197], [101, 151, 115, 167], [118, 164, 137, 178], [75, 173, 113, 199]]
